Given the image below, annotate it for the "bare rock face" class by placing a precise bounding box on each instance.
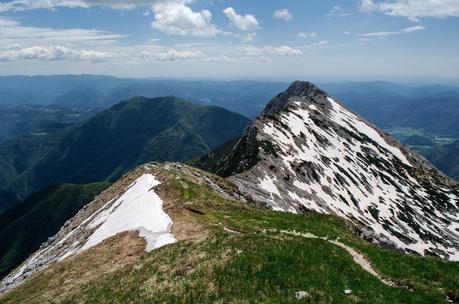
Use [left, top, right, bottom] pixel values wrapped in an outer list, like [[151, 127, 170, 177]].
[[215, 80, 459, 260]]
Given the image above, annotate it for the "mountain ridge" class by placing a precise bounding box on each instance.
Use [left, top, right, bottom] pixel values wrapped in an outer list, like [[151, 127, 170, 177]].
[[0, 96, 250, 209], [1, 162, 458, 303], [211, 81, 459, 259]]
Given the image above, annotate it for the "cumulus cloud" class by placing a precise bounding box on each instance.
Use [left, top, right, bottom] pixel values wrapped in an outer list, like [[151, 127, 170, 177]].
[[359, 25, 425, 37], [151, 1, 220, 37], [273, 8, 292, 21], [223, 7, 260, 31], [359, 0, 459, 21], [0, 45, 111, 62]]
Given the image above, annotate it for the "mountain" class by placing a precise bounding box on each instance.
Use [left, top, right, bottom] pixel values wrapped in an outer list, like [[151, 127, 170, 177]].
[[2, 75, 459, 138], [205, 81, 459, 260], [1, 163, 458, 303], [0, 104, 98, 144], [409, 140, 459, 182], [0, 182, 109, 280], [0, 96, 250, 209], [0, 75, 287, 118], [0, 80, 458, 302], [0, 132, 68, 213]]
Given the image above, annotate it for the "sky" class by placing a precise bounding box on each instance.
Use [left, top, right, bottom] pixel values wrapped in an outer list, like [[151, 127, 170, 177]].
[[0, 0, 458, 82]]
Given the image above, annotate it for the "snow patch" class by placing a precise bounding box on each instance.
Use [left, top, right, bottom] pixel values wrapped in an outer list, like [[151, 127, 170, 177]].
[[327, 97, 411, 166], [82, 174, 176, 252], [259, 175, 281, 198]]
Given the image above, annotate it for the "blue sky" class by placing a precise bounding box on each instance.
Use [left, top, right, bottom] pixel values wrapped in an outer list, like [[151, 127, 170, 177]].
[[0, 0, 458, 82]]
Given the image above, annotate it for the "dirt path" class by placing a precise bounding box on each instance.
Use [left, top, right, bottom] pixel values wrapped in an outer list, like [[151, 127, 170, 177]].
[[278, 230, 396, 287]]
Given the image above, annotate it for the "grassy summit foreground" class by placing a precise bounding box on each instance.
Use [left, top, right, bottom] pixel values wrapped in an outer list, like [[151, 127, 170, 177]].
[[1, 163, 457, 304]]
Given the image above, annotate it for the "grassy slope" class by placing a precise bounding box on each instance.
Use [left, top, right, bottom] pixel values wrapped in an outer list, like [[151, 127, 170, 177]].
[[0, 182, 110, 280], [1, 166, 457, 303]]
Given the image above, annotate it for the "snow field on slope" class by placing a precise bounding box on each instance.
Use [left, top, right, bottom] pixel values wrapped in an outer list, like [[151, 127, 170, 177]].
[[82, 173, 176, 252]]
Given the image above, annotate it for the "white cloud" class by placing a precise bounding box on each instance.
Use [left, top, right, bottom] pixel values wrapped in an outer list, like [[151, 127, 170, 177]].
[[273, 8, 292, 21], [359, 0, 459, 21], [151, 1, 220, 37], [0, 17, 125, 47], [0, 45, 111, 62], [0, 0, 164, 12], [240, 45, 303, 57], [223, 7, 260, 31], [326, 5, 352, 17], [204, 55, 234, 62], [243, 32, 257, 42], [297, 32, 317, 38], [267, 45, 302, 56], [359, 25, 425, 37], [359, 31, 397, 38], [141, 49, 204, 61], [297, 40, 329, 50], [401, 25, 425, 32]]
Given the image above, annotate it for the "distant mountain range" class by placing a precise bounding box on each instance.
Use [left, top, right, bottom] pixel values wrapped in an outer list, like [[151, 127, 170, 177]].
[[0, 96, 250, 211], [2, 76, 459, 127], [0, 75, 287, 118], [0, 76, 458, 211]]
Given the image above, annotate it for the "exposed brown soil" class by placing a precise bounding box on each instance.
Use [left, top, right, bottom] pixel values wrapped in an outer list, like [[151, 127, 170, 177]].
[[2, 231, 146, 304]]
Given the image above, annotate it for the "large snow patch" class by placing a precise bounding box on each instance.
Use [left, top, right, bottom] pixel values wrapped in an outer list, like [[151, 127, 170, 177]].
[[82, 173, 176, 252]]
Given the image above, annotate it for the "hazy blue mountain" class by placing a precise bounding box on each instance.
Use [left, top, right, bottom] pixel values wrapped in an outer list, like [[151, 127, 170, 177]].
[[0, 104, 99, 144], [404, 139, 459, 181], [1, 75, 459, 130], [337, 93, 459, 137], [0, 75, 287, 118]]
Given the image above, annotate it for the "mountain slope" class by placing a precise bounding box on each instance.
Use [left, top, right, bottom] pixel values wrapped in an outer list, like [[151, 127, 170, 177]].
[[210, 81, 459, 260], [425, 140, 459, 181], [0, 131, 69, 213], [2, 96, 250, 206], [0, 163, 457, 303], [0, 104, 98, 144], [0, 182, 109, 280]]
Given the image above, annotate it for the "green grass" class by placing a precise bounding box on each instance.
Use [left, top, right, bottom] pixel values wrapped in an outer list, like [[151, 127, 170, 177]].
[[57, 233, 444, 304], [1, 168, 457, 303]]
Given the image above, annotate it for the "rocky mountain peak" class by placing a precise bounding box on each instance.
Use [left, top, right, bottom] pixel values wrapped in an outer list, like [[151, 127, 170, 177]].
[[214, 81, 459, 260], [262, 80, 325, 116]]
